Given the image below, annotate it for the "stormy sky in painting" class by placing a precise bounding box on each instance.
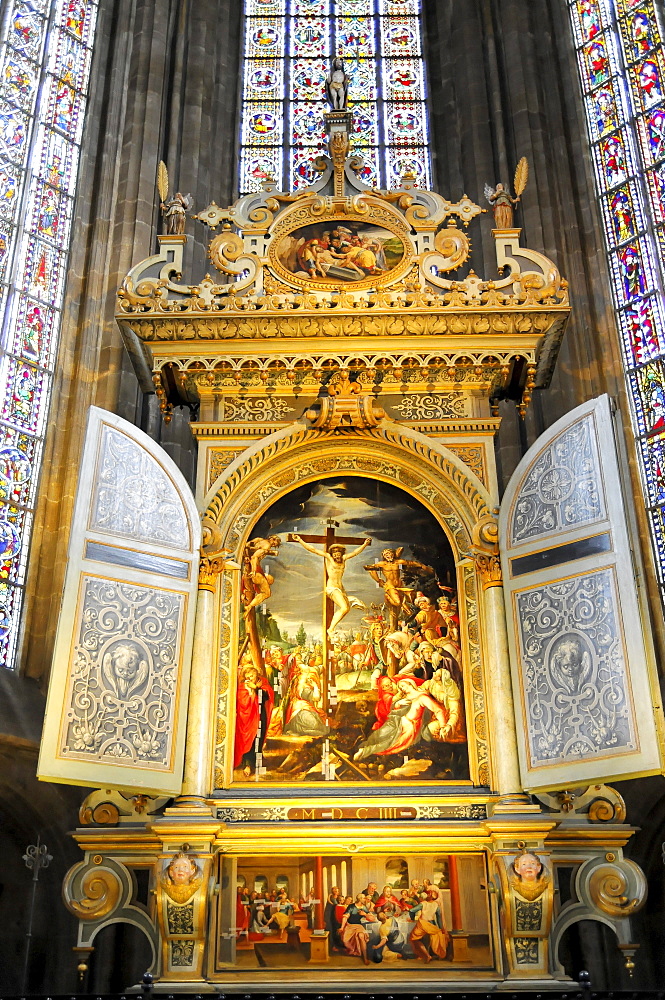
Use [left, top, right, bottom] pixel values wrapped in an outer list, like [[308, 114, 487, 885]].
[[249, 478, 456, 640]]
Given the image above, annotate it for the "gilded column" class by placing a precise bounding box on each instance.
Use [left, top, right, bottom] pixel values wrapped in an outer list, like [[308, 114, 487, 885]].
[[178, 552, 225, 805]]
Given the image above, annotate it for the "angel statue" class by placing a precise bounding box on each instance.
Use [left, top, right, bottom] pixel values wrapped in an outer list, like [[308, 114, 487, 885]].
[[326, 57, 349, 111], [157, 160, 192, 236], [484, 156, 529, 230]]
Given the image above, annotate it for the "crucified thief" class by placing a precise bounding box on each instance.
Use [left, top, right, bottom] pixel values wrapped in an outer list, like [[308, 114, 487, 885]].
[[364, 547, 432, 617], [291, 535, 371, 637]]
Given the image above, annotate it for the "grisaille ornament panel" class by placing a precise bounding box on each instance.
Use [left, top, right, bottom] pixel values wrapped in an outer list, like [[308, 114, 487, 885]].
[[59, 577, 185, 768], [500, 395, 663, 791], [90, 425, 190, 551], [39, 407, 200, 794], [509, 413, 606, 546], [515, 569, 637, 768]]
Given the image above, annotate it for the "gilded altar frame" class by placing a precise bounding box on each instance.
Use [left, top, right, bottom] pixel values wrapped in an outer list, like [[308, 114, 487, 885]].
[[49, 120, 657, 990], [202, 420, 495, 794]]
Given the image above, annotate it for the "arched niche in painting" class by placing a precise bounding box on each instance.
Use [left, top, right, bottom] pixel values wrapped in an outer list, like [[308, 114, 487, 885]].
[[232, 476, 469, 786], [204, 421, 494, 792]]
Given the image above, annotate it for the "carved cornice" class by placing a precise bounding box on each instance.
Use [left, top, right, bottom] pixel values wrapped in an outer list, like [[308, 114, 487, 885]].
[[116, 160, 570, 419], [190, 418, 502, 438], [152, 348, 549, 407], [118, 302, 566, 339]]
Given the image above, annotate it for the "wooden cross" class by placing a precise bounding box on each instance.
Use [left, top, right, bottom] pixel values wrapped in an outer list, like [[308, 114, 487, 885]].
[[287, 518, 366, 717]]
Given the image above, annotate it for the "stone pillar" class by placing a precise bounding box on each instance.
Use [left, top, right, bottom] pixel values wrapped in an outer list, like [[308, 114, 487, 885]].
[[473, 522, 538, 812], [479, 566, 521, 797], [177, 553, 225, 805]]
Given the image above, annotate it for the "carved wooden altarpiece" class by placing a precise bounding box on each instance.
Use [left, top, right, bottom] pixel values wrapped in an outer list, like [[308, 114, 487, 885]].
[[39, 119, 664, 989]]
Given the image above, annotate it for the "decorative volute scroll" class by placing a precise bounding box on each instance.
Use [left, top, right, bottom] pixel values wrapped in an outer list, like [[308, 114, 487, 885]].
[[499, 395, 664, 792], [38, 407, 201, 795]]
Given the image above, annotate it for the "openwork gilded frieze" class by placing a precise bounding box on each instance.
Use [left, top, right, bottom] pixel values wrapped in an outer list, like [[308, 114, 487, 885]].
[[116, 143, 570, 414]]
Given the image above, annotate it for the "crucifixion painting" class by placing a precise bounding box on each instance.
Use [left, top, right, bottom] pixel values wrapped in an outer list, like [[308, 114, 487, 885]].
[[233, 478, 470, 786]]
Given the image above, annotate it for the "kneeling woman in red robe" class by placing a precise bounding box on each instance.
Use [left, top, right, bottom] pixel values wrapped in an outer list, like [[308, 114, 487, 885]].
[[234, 665, 274, 778]]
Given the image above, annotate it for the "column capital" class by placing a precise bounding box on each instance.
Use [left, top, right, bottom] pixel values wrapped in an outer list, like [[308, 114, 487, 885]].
[[471, 515, 502, 589], [475, 551, 503, 589], [198, 551, 227, 591]]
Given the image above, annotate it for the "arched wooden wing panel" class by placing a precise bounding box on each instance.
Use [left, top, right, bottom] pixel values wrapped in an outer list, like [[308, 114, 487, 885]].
[[499, 395, 664, 792], [38, 407, 201, 795]]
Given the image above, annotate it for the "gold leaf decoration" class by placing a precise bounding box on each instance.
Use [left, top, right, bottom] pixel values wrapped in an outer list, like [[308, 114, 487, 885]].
[[157, 160, 169, 203], [434, 224, 471, 272], [79, 800, 120, 826], [588, 793, 626, 824], [514, 156, 529, 198], [65, 866, 122, 920], [588, 865, 641, 917]]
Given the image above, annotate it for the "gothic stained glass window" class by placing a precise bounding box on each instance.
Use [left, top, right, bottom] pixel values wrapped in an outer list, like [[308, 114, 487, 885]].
[[239, 0, 431, 194], [0, 0, 99, 668], [569, 0, 665, 601]]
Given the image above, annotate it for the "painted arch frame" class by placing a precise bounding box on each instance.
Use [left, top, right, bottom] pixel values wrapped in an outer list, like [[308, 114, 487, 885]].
[[201, 419, 497, 792]]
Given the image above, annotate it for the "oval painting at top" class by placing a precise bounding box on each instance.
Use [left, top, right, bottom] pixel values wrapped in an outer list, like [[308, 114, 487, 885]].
[[274, 221, 405, 283]]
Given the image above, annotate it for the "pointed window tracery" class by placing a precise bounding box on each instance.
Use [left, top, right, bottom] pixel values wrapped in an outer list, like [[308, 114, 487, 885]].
[[239, 0, 431, 194], [569, 0, 665, 601], [0, 0, 99, 668]]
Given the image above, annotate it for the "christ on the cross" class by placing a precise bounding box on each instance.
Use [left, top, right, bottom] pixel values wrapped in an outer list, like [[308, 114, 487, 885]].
[[291, 534, 371, 637]]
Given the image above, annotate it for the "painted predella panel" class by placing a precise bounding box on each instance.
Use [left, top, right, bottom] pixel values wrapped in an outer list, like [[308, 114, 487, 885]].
[[216, 853, 492, 972], [273, 222, 405, 282], [234, 478, 469, 785]]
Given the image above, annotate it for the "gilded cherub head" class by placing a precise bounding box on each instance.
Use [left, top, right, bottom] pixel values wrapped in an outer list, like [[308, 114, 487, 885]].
[[509, 848, 550, 901]]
